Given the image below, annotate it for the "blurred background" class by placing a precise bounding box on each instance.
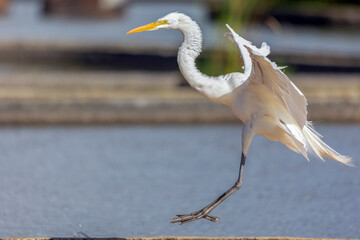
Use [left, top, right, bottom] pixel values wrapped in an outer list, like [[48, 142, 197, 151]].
[[0, 0, 358, 123], [0, 0, 359, 238]]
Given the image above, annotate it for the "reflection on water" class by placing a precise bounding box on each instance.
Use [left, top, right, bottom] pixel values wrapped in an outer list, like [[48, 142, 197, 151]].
[[0, 124, 359, 237]]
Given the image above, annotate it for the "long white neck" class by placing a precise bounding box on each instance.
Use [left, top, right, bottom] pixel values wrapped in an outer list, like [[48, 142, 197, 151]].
[[177, 20, 231, 103]]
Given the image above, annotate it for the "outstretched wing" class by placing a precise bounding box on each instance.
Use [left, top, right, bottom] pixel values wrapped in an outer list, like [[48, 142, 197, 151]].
[[225, 24, 308, 128]]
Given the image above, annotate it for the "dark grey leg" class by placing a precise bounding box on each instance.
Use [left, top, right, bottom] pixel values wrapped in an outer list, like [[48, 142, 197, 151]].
[[170, 152, 247, 224]]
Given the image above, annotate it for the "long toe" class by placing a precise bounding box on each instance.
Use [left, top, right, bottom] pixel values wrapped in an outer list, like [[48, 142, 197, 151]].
[[204, 215, 221, 222], [170, 213, 220, 224], [171, 210, 201, 219]]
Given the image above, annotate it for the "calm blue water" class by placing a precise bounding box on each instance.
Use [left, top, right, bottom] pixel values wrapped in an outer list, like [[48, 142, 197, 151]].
[[0, 124, 359, 238]]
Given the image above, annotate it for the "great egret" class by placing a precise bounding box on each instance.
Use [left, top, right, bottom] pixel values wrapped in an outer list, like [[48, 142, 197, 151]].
[[127, 12, 353, 224]]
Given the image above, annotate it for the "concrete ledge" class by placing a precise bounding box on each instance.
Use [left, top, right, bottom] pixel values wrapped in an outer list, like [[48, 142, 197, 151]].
[[2, 237, 358, 240]]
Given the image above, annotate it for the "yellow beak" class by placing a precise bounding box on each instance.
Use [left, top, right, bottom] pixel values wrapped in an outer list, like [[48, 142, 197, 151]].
[[126, 20, 168, 34]]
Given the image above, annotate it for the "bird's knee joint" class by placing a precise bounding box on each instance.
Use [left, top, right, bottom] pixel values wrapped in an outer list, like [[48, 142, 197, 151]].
[[234, 182, 242, 190]]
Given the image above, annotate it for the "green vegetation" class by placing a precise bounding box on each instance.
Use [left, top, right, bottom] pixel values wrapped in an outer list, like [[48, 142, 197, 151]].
[[198, 0, 265, 76], [197, 0, 359, 76]]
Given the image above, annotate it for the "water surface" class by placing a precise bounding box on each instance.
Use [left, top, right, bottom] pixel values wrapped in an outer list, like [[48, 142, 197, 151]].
[[0, 124, 359, 238]]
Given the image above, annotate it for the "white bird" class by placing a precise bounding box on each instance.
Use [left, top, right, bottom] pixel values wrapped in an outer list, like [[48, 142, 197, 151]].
[[127, 12, 353, 224]]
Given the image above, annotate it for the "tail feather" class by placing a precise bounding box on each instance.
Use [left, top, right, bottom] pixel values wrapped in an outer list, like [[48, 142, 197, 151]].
[[303, 122, 354, 167]]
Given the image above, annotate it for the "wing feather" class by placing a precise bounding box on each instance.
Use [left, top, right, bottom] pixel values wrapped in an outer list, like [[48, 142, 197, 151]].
[[226, 24, 308, 128]]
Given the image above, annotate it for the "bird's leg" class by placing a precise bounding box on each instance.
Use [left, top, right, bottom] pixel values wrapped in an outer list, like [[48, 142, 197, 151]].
[[170, 153, 246, 224], [171, 121, 254, 225]]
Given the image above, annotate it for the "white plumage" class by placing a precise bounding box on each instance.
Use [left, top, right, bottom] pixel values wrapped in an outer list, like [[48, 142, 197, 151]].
[[127, 12, 353, 224], [224, 24, 352, 166]]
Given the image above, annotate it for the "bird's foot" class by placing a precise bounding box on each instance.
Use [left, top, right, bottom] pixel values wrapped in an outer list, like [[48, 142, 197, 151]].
[[170, 210, 221, 224]]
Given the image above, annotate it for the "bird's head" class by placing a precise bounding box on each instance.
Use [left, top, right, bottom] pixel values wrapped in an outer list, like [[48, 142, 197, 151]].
[[127, 12, 192, 34]]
